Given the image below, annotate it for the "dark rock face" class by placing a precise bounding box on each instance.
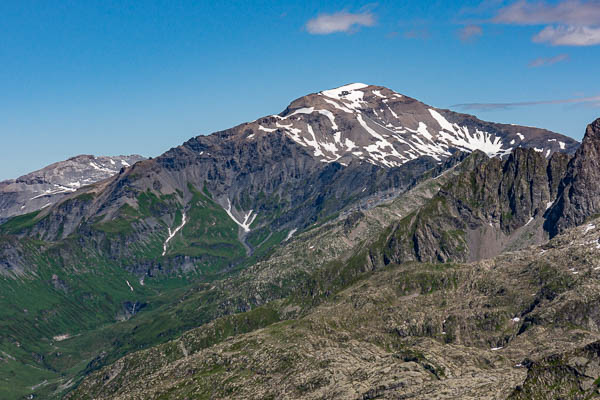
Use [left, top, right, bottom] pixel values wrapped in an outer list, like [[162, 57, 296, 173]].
[[382, 148, 573, 264], [546, 118, 600, 237]]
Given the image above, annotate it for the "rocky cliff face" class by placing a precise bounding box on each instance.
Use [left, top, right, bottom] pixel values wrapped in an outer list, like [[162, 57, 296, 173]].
[[380, 147, 572, 264], [545, 118, 600, 237], [0, 154, 145, 221]]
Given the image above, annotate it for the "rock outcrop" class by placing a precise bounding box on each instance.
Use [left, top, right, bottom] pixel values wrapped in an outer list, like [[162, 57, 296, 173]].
[[546, 118, 600, 237], [381, 147, 572, 264]]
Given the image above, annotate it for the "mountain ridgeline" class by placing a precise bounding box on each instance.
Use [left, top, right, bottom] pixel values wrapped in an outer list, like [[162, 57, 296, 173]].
[[0, 84, 578, 277], [1, 84, 599, 400]]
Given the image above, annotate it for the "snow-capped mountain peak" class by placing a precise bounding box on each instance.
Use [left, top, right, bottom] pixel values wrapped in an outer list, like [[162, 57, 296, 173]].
[[244, 84, 578, 168], [0, 154, 145, 220]]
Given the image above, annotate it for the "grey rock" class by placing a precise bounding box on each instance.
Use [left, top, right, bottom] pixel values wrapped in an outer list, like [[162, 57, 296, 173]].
[[546, 118, 600, 237], [0, 154, 145, 221]]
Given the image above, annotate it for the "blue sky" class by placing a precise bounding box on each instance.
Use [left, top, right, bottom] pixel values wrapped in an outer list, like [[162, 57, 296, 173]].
[[1, 0, 599, 180]]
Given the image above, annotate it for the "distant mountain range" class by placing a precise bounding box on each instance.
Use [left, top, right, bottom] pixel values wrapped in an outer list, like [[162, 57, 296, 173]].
[[0, 154, 145, 221], [1, 84, 598, 400]]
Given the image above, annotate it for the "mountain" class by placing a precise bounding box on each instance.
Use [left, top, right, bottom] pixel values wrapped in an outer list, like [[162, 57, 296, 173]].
[[1, 84, 577, 263], [68, 118, 600, 400], [253, 83, 577, 167], [378, 118, 600, 266], [0, 84, 589, 399], [0, 154, 145, 222]]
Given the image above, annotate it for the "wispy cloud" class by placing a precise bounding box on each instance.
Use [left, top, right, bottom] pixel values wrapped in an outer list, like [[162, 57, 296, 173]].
[[493, 0, 600, 46], [458, 25, 483, 41], [494, 0, 600, 26], [533, 25, 600, 45], [453, 95, 600, 111], [528, 53, 569, 67], [403, 28, 431, 40], [305, 11, 376, 35]]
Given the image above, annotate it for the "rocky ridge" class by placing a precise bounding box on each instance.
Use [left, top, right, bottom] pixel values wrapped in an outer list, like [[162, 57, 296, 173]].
[[546, 117, 600, 237]]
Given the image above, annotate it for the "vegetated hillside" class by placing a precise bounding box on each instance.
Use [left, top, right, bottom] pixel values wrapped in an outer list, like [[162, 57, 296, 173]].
[[69, 216, 600, 399], [0, 151, 464, 400]]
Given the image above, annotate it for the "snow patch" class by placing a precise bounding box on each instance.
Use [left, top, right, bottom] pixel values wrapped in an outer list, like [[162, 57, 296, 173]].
[[258, 125, 276, 133], [322, 98, 353, 113], [387, 105, 399, 119], [285, 228, 297, 241], [89, 162, 114, 173], [225, 199, 256, 233], [516, 133, 525, 141], [287, 107, 338, 131], [162, 212, 187, 256], [126, 280, 134, 292], [321, 83, 368, 98], [321, 83, 367, 110], [429, 109, 507, 157]]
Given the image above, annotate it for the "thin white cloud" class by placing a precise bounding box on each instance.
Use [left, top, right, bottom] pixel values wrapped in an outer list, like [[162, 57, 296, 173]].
[[403, 28, 431, 40], [305, 11, 376, 35], [533, 25, 600, 45], [528, 53, 569, 67], [494, 0, 600, 25], [458, 25, 483, 41], [453, 95, 600, 111], [493, 0, 600, 46]]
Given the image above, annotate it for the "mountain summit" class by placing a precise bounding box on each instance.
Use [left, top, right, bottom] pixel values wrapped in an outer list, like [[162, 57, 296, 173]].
[[246, 83, 578, 167]]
